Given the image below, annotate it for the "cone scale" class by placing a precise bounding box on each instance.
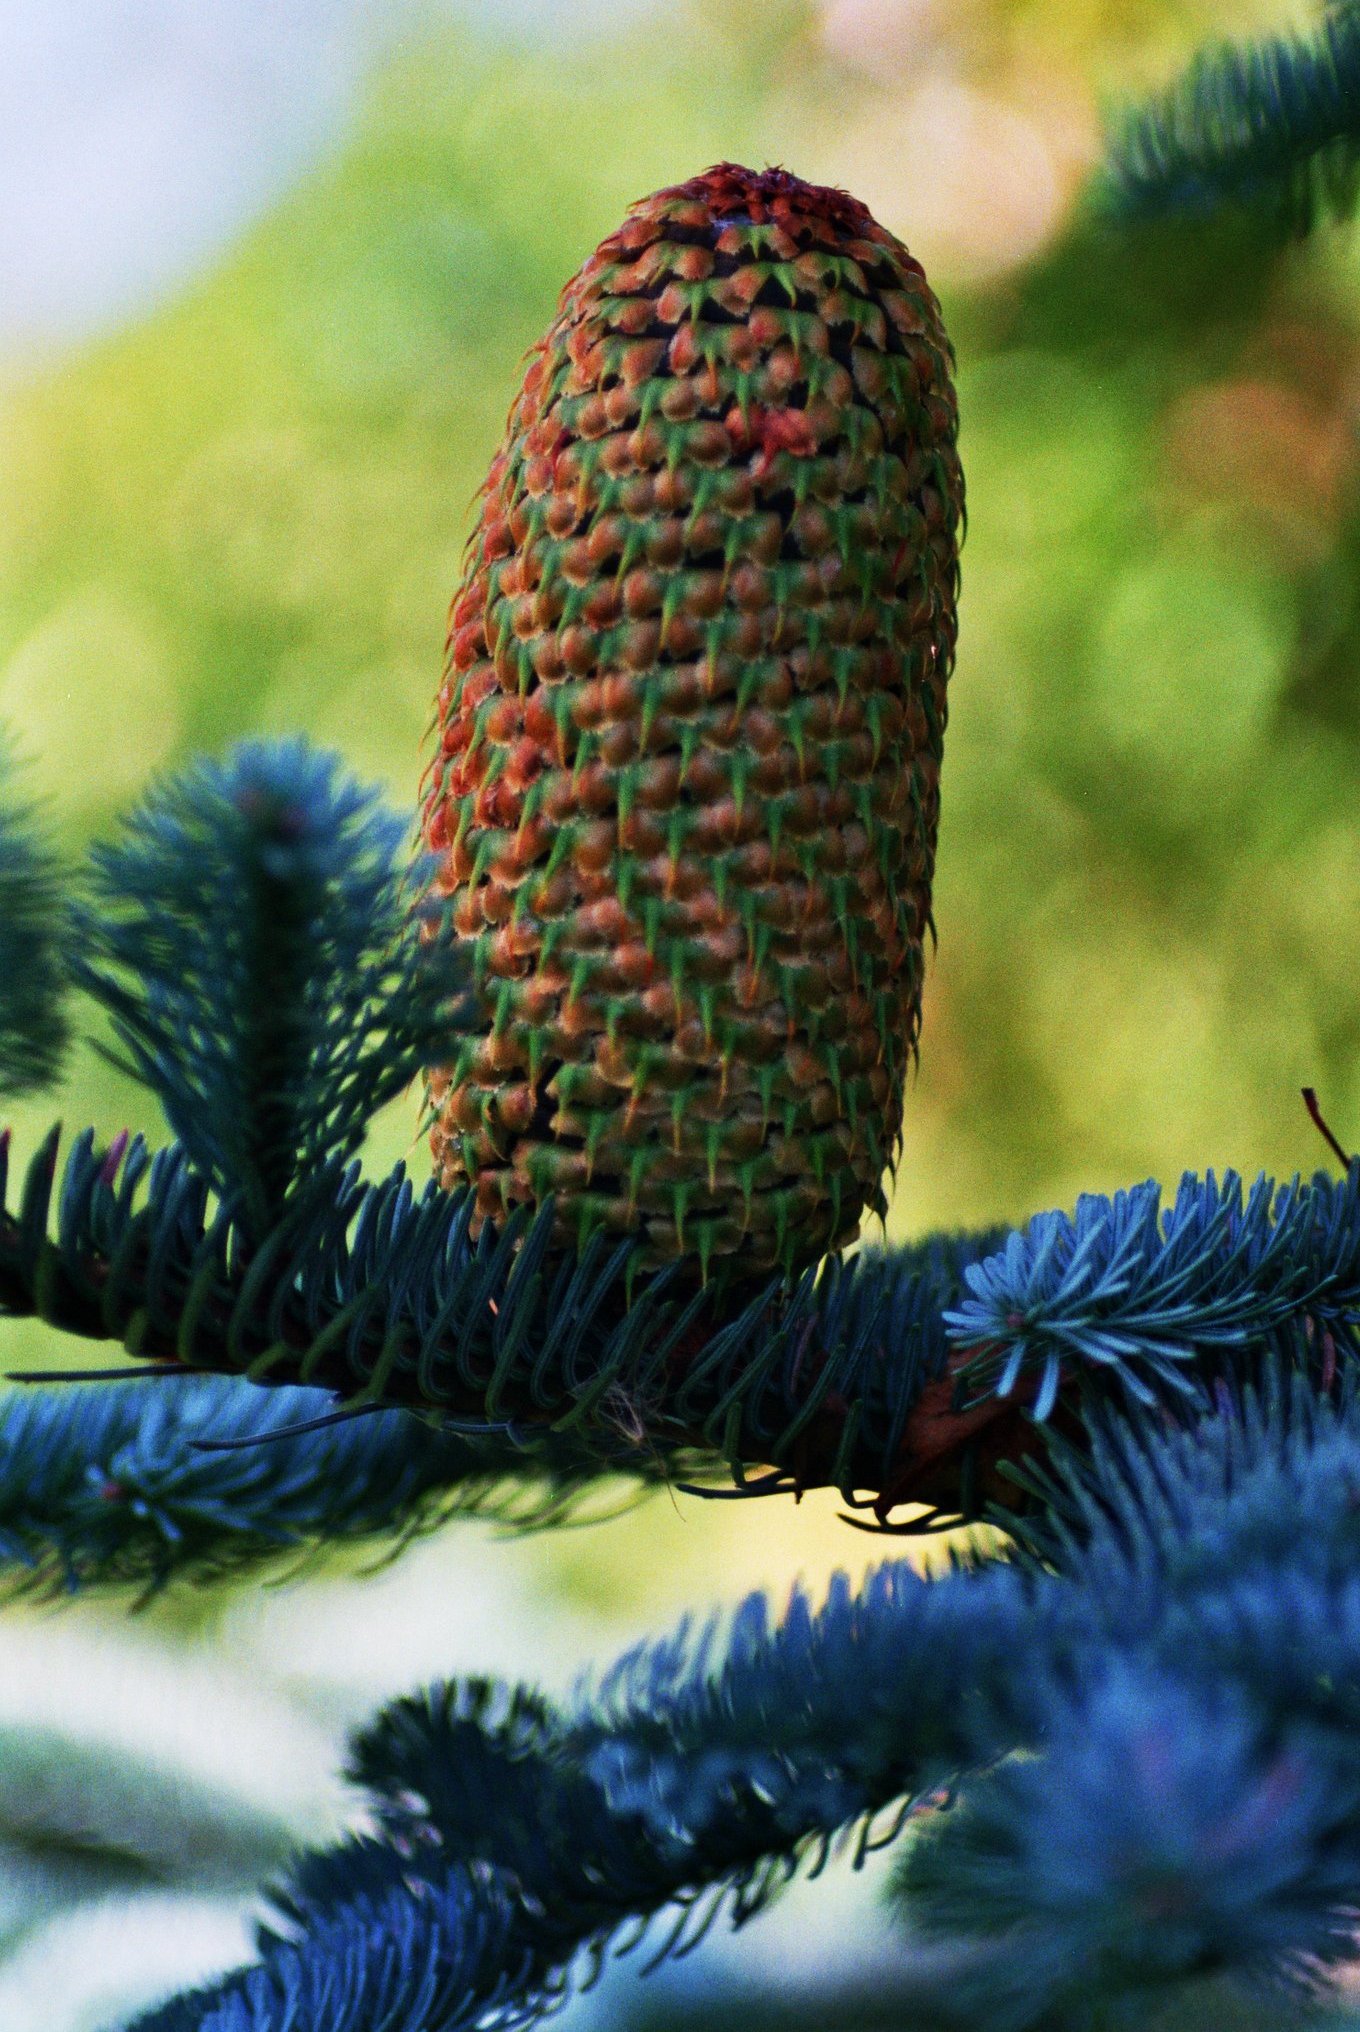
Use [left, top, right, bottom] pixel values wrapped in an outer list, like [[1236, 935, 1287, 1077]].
[[422, 162, 962, 1279]]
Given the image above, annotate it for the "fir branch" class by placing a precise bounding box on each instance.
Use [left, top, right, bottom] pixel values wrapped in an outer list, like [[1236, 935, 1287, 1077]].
[[121, 1562, 1041, 2032], [895, 1659, 1360, 2030], [343, 1558, 1038, 1943], [889, 1380, 1360, 2027], [350, 1376, 1360, 1959], [70, 739, 475, 1234], [1098, 1, 1360, 232], [945, 1168, 1360, 1422], [127, 1857, 528, 2032], [0, 1124, 1012, 1517], [0, 743, 69, 1098], [123, 1382, 1360, 2029], [0, 1372, 664, 1600], [1001, 1372, 1360, 1732], [7, 1126, 1360, 1520]]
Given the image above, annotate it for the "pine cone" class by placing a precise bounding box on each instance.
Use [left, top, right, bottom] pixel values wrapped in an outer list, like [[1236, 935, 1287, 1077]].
[[422, 162, 962, 1279]]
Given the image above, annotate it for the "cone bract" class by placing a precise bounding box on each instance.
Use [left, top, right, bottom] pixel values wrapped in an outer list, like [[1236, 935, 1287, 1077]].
[[422, 163, 962, 1278]]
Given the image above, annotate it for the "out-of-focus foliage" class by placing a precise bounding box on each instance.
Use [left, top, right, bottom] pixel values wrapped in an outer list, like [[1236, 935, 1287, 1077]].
[[1099, 0, 1360, 232], [0, 743, 67, 1098]]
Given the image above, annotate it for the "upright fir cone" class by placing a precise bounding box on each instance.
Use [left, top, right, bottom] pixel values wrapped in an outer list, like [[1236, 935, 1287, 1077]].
[[422, 163, 962, 1280]]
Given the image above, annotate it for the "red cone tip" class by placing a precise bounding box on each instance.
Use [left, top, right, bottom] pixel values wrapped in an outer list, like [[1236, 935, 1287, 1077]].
[[663, 161, 878, 235]]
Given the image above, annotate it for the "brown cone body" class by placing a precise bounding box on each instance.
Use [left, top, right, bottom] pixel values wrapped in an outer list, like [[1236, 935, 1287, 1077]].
[[422, 162, 962, 1278]]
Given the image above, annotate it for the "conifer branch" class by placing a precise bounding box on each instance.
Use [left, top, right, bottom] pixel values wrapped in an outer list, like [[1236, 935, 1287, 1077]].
[[945, 1167, 1360, 1421], [0, 1124, 1013, 1518], [123, 1564, 1038, 2032], [127, 1857, 527, 2032], [0, 742, 69, 1098], [894, 1659, 1360, 2028], [1098, 1, 1360, 232], [0, 1372, 664, 1599], [123, 1380, 1360, 2031], [886, 1375, 1360, 2026], [334, 1559, 1036, 1949], [71, 740, 476, 1236], [4, 1128, 1360, 1522]]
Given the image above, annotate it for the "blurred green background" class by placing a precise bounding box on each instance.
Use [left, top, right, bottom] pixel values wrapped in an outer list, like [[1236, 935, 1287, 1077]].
[[1, 0, 1358, 2023]]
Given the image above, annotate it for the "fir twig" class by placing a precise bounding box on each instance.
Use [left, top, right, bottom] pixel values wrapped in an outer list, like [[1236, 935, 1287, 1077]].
[[70, 740, 476, 1235], [945, 1168, 1360, 1422], [0, 1125, 1011, 1517], [128, 1857, 528, 2032], [124, 1380, 1360, 2030], [340, 1558, 1035, 1946], [5, 1131, 1360, 1519], [895, 1659, 1360, 2029], [890, 1374, 1360, 2027], [1098, 1, 1360, 232], [0, 741, 68, 1098], [0, 1372, 668, 1599], [123, 1562, 1039, 2032]]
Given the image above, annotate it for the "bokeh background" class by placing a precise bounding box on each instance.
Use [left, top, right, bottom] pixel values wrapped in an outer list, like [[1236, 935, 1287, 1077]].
[[0, 0, 1357, 2025]]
